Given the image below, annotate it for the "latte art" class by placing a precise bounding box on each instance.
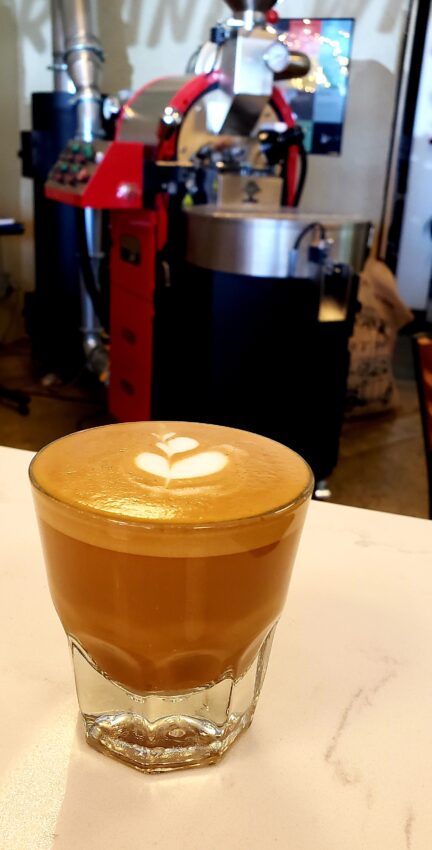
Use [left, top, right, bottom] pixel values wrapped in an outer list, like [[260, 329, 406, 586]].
[[31, 421, 312, 529], [155, 435, 199, 455], [135, 432, 228, 482], [135, 451, 228, 481]]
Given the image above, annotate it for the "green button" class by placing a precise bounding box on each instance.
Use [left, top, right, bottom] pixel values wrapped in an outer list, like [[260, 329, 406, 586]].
[[70, 163, 80, 173], [69, 141, 80, 153], [59, 162, 69, 172], [82, 143, 94, 160]]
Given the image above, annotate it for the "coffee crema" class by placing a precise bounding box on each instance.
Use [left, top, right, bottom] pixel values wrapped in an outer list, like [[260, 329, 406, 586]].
[[30, 423, 313, 693], [30, 422, 312, 557]]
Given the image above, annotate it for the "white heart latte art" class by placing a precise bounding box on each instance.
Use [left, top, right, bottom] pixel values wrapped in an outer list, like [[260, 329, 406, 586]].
[[135, 434, 228, 481], [155, 437, 199, 457]]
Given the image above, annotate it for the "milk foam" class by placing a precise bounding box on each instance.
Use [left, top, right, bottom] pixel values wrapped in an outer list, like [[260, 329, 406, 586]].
[[30, 422, 313, 556], [135, 431, 228, 481]]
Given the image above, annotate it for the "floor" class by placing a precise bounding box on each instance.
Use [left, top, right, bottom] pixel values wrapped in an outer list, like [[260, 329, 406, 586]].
[[0, 334, 429, 520]]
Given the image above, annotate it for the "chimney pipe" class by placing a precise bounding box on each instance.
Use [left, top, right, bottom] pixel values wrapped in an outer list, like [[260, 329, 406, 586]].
[[224, 0, 276, 26], [58, 0, 104, 140], [224, 0, 276, 12], [50, 0, 70, 91], [55, 0, 108, 377]]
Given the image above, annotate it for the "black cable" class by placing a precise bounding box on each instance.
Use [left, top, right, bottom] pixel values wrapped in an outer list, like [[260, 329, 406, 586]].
[[185, 45, 201, 74], [293, 142, 308, 207], [185, 44, 221, 74], [258, 125, 308, 208], [293, 221, 326, 252], [76, 209, 107, 328], [99, 210, 111, 333]]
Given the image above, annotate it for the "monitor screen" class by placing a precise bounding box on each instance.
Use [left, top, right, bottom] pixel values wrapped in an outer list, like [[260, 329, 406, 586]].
[[275, 18, 355, 155]]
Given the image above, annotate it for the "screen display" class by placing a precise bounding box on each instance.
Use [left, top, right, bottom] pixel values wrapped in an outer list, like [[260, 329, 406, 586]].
[[276, 18, 355, 156]]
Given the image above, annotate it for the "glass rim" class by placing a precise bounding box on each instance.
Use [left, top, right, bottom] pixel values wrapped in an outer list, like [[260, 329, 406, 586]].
[[29, 434, 315, 533]]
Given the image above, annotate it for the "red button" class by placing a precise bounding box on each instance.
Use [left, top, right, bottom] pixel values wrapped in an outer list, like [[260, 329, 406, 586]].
[[78, 168, 90, 183], [266, 9, 279, 23]]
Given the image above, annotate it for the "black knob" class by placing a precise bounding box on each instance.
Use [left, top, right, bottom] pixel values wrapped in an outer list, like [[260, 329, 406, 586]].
[[211, 25, 226, 45]]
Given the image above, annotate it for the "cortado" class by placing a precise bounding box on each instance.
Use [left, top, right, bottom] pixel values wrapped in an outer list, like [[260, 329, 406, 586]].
[[30, 421, 313, 772]]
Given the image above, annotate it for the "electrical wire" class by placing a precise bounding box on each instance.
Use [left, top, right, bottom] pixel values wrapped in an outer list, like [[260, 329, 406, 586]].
[[76, 209, 100, 316], [76, 209, 109, 330], [293, 142, 308, 208], [293, 221, 326, 252], [289, 221, 327, 278], [185, 43, 221, 74]]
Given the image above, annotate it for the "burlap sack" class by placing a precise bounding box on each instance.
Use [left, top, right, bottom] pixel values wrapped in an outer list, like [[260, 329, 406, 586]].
[[346, 257, 414, 417]]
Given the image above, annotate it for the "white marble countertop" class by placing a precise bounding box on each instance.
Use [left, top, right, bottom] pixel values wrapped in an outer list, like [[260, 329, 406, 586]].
[[1, 444, 432, 850]]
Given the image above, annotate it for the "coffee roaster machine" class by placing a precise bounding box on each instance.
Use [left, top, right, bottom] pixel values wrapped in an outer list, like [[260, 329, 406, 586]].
[[22, 0, 372, 486]]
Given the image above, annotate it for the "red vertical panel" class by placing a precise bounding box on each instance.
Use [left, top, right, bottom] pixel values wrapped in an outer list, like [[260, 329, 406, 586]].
[[109, 211, 157, 422]]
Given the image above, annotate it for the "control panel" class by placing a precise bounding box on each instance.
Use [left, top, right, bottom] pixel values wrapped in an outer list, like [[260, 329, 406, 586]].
[[48, 139, 100, 188], [45, 139, 144, 210]]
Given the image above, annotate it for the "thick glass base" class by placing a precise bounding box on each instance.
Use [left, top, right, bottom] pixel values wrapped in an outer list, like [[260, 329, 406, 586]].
[[69, 627, 276, 773]]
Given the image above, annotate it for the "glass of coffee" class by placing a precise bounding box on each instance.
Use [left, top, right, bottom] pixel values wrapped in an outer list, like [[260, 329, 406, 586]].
[[30, 422, 313, 772]]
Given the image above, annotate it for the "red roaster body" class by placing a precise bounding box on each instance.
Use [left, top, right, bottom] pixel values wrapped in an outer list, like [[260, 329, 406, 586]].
[[44, 71, 300, 422], [109, 211, 157, 422], [110, 73, 300, 422]]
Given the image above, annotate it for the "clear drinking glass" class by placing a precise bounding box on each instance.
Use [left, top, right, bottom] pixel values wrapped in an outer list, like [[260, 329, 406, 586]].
[[30, 421, 313, 772]]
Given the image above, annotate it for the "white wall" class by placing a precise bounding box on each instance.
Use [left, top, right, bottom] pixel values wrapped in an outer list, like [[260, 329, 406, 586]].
[[276, 0, 411, 221], [0, 0, 411, 292]]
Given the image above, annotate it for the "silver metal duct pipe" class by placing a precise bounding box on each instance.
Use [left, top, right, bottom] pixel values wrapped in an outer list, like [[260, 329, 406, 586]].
[[56, 0, 108, 378], [224, 0, 275, 29], [224, 0, 276, 12], [58, 0, 104, 140], [50, 0, 70, 92]]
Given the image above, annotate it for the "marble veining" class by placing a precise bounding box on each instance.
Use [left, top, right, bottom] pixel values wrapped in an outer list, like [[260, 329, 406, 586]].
[[353, 529, 431, 558], [325, 660, 400, 787], [325, 688, 364, 766], [368, 669, 398, 699], [405, 808, 415, 850], [365, 787, 374, 810]]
